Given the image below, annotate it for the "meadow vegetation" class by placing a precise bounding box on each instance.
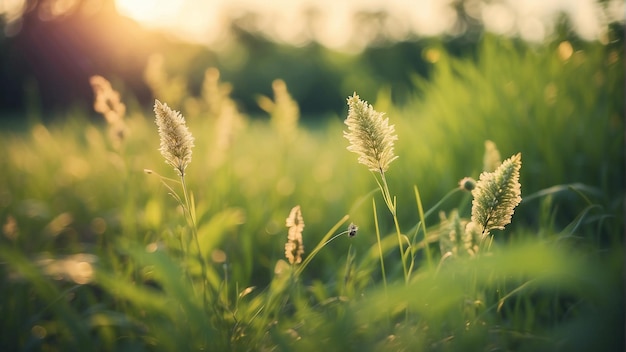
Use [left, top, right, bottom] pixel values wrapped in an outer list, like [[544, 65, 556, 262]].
[[0, 36, 623, 351]]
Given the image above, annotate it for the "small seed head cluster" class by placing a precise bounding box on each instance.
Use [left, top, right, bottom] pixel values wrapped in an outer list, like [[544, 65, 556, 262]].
[[438, 210, 478, 258], [347, 223, 359, 238], [458, 177, 477, 191], [344, 93, 398, 173], [285, 205, 305, 265], [154, 99, 195, 177]]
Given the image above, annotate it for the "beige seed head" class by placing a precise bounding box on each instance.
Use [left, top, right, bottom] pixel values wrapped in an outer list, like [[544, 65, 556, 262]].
[[470, 153, 522, 237], [90, 75, 126, 125], [153, 99, 195, 177], [344, 93, 398, 173], [90, 75, 128, 148], [285, 205, 305, 265]]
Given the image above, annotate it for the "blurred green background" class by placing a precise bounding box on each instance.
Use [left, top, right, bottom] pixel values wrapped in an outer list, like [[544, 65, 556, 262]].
[[1, 0, 622, 119]]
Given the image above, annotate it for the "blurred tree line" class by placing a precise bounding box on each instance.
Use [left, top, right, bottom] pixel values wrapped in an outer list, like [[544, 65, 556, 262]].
[[0, 0, 622, 121]]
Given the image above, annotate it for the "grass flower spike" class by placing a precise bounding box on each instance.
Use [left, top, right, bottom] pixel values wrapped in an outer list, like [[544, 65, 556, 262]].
[[285, 205, 305, 265], [90, 75, 126, 125], [469, 153, 522, 237], [154, 99, 195, 177], [89, 75, 128, 148], [344, 93, 398, 173], [258, 79, 300, 142], [483, 140, 502, 172], [344, 92, 408, 282]]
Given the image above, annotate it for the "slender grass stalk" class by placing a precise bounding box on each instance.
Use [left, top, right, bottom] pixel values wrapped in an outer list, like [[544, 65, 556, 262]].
[[181, 175, 210, 311], [153, 99, 213, 313], [341, 243, 356, 296], [343, 93, 408, 283], [295, 215, 350, 277], [413, 185, 433, 271], [379, 172, 409, 283], [372, 199, 388, 296], [407, 188, 464, 262]]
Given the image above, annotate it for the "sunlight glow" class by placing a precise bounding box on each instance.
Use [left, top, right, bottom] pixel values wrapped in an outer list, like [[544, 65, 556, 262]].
[[115, 0, 185, 25], [99, 0, 626, 48]]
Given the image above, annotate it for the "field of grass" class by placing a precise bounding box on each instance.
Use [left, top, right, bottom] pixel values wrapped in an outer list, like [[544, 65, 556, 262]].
[[0, 37, 623, 351]]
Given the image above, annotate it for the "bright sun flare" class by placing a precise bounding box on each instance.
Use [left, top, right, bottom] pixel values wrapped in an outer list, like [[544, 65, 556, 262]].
[[115, 0, 185, 25]]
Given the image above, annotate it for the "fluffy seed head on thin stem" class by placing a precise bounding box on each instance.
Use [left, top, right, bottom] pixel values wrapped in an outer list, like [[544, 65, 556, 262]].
[[344, 93, 398, 173], [470, 153, 522, 237], [285, 205, 305, 265], [154, 99, 195, 177]]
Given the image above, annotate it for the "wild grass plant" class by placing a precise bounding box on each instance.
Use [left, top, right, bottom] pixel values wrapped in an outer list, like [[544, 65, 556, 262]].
[[0, 37, 623, 351]]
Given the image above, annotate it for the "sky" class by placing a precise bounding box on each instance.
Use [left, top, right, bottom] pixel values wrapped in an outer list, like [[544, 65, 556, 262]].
[[1, 0, 624, 51], [115, 0, 623, 50]]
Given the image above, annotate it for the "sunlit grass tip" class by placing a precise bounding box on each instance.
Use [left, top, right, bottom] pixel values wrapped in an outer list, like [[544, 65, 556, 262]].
[[153, 99, 195, 177], [344, 92, 398, 173], [468, 153, 522, 238], [285, 205, 305, 265]]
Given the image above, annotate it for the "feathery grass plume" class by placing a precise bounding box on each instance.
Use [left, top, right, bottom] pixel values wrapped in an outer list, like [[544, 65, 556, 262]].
[[468, 153, 522, 238], [438, 210, 465, 257], [154, 100, 195, 177], [463, 221, 481, 256], [258, 79, 300, 140], [89, 75, 128, 147], [344, 93, 398, 173], [345, 92, 408, 281], [202, 68, 246, 169], [211, 101, 244, 168], [285, 205, 305, 265], [144, 54, 187, 107], [202, 67, 234, 119], [483, 140, 502, 172], [437, 210, 482, 261], [90, 75, 126, 124]]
